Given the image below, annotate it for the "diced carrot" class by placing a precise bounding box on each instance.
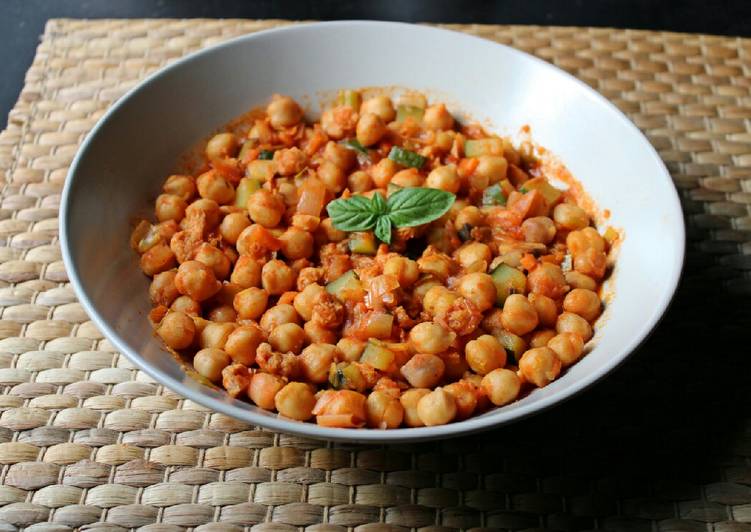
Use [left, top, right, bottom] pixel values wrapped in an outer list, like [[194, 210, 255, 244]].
[[509, 189, 545, 219], [457, 157, 480, 178]]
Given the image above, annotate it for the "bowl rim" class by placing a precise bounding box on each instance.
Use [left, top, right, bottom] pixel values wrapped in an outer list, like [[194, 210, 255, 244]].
[[60, 20, 685, 442]]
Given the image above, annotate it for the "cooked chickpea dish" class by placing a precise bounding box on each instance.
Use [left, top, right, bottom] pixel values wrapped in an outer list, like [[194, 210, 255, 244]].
[[132, 90, 616, 429]]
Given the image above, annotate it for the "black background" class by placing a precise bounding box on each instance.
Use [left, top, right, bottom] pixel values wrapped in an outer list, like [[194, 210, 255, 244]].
[[2, 0, 751, 125]]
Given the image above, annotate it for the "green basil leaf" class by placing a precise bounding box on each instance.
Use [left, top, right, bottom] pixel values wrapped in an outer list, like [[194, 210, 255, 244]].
[[327, 196, 379, 232], [258, 150, 275, 160], [374, 215, 393, 244], [371, 192, 388, 215], [386, 187, 455, 227]]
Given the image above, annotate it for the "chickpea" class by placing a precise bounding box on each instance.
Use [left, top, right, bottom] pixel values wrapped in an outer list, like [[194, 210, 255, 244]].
[[193, 347, 231, 382], [501, 294, 539, 336], [454, 206, 484, 232], [382, 256, 419, 287], [267, 94, 303, 129], [337, 337, 366, 362], [294, 283, 325, 321], [371, 158, 398, 188], [232, 287, 268, 320], [300, 343, 339, 384], [563, 288, 601, 322], [481, 368, 521, 406], [273, 147, 307, 176], [443, 380, 478, 420], [440, 351, 469, 382], [185, 198, 221, 229], [390, 168, 424, 188], [199, 322, 236, 350], [150, 270, 179, 307], [361, 95, 395, 122], [530, 329, 557, 348], [417, 254, 454, 281], [304, 320, 337, 345], [269, 323, 306, 354], [157, 311, 196, 350], [224, 324, 264, 365], [261, 259, 296, 295], [205, 132, 238, 160], [548, 332, 585, 367], [521, 216, 556, 244], [207, 304, 237, 323], [400, 388, 430, 427], [456, 242, 491, 269], [275, 382, 316, 421], [553, 203, 589, 230], [316, 218, 347, 244], [573, 248, 608, 279], [323, 141, 356, 171], [474, 155, 508, 184], [426, 164, 460, 193], [174, 261, 221, 301], [247, 189, 285, 228], [317, 159, 347, 194], [163, 174, 196, 202], [409, 322, 455, 354], [313, 389, 367, 427], [400, 354, 445, 388], [197, 170, 235, 205], [356, 112, 387, 147], [348, 170, 373, 193], [422, 286, 457, 317], [465, 334, 507, 375], [194, 243, 231, 280], [527, 262, 568, 300], [279, 227, 314, 260], [417, 388, 457, 426], [457, 272, 497, 312], [171, 295, 201, 317], [366, 390, 404, 429], [230, 256, 262, 288], [260, 304, 300, 333], [565, 271, 597, 291], [567, 227, 606, 255], [220, 212, 251, 244], [556, 312, 593, 341], [528, 293, 558, 328], [249, 372, 285, 410], [155, 194, 187, 223], [519, 347, 562, 387], [140, 244, 176, 276], [423, 103, 454, 130]]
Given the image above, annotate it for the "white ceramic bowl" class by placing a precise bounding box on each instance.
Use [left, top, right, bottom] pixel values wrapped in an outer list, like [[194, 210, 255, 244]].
[[61, 21, 684, 442]]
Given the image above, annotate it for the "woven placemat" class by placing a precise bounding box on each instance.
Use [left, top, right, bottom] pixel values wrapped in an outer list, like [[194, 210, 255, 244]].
[[0, 18, 749, 532]]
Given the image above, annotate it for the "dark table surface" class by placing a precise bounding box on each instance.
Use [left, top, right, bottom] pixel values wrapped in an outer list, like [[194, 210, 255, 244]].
[[2, 0, 751, 128]]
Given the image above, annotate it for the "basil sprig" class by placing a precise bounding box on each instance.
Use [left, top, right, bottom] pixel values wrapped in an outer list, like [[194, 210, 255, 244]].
[[327, 187, 455, 244]]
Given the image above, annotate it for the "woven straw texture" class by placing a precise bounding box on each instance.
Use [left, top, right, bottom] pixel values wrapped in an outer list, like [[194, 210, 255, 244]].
[[0, 18, 749, 532]]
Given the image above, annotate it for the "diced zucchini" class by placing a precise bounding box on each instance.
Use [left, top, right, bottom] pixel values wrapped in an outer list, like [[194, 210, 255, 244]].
[[348, 232, 377, 255], [464, 138, 504, 157], [493, 329, 527, 365], [237, 141, 255, 163], [328, 362, 367, 392], [326, 270, 365, 303], [258, 149, 275, 160], [482, 183, 507, 206], [603, 226, 618, 246], [337, 89, 362, 110], [396, 104, 424, 123], [235, 177, 262, 208], [360, 340, 396, 371], [490, 263, 527, 305], [520, 176, 562, 206], [388, 146, 427, 169], [246, 159, 276, 181], [499, 179, 514, 198], [340, 138, 368, 155], [363, 313, 394, 339]]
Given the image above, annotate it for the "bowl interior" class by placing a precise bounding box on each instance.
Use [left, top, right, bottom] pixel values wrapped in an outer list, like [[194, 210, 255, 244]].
[[61, 21, 684, 442]]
